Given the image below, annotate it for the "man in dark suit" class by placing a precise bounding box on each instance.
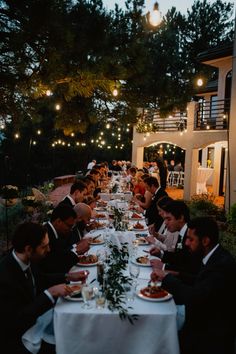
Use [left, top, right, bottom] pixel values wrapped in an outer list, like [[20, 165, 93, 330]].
[[144, 176, 167, 231], [0, 222, 88, 354], [150, 200, 201, 275], [58, 180, 87, 208], [40, 205, 89, 273], [151, 217, 236, 354]]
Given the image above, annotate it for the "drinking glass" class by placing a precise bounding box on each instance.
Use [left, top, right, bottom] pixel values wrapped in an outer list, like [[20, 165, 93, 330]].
[[129, 263, 140, 280], [81, 285, 93, 309]]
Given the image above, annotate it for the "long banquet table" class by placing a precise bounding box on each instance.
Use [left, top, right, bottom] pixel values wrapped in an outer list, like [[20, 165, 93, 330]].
[[54, 237, 180, 354]]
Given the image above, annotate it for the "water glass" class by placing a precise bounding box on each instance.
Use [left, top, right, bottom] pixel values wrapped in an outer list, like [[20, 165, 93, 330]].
[[129, 263, 140, 279], [124, 282, 136, 302], [81, 285, 93, 309], [95, 289, 106, 309]]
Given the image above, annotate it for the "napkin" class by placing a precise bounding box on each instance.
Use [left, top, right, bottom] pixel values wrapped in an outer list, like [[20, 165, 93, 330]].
[[22, 309, 55, 354]]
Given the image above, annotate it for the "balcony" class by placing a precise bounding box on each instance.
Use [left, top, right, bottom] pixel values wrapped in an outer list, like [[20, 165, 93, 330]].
[[136, 110, 187, 133], [194, 98, 230, 130]]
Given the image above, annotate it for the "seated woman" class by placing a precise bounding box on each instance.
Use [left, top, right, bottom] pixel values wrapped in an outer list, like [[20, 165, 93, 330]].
[[132, 174, 152, 210], [147, 196, 179, 252]]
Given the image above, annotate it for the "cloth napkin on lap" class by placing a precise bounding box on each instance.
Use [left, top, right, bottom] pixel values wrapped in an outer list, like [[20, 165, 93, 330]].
[[22, 309, 55, 354]]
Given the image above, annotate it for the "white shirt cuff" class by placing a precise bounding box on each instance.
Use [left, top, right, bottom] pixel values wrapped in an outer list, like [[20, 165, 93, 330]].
[[44, 290, 55, 304]]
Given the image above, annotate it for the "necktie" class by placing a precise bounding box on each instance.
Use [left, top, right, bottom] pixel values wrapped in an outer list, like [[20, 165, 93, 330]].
[[24, 267, 36, 297]]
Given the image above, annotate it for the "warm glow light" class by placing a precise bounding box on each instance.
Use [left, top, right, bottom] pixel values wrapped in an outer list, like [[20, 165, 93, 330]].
[[197, 78, 203, 87], [148, 2, 162, 27], [32, 141, 36, 145], [71, 132, 75, 137], [55, 103, 61, 110], [112, 88, 118, 97], [46, 90, 52, 96], [37, 129, 41, 135], [106, 123, 111, 129], [14, 133, 20, 139]]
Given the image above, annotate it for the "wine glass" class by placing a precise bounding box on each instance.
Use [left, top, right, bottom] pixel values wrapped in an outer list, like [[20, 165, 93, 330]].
[[129, 263, 140, 280], [81, 285, 93, 309]]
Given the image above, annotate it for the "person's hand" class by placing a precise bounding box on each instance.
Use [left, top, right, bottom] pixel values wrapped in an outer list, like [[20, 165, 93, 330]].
[[48, 284, 73, 298], [148, 224, 155, 236], [150, 258, 164, 270], [76, 239, 90, 255], [146, 236, 156, 245], [150, 269, 167, 283], [149, 246, 161, 256], [66, 270, 89, 283]]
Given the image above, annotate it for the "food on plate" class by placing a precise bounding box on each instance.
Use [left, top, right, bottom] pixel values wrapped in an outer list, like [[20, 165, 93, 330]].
[[133, 222, 144, 230], [91, 221, 106, 229], [131, 212, 142, 219], [97, 200, 107, 207], [68, 284, 83, 298], [77, 254, 98, 264], [136, 237, 148, 244], [96, 213, 106, 218], [140, 286, 168, 299], [89, 237, 103, 244], [136, 255, 150, 264]]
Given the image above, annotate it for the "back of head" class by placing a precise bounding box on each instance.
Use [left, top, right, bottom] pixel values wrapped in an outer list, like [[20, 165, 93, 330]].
[[51, 204, 77, 222], [157, 196, 173, 209], [70, 181, 86, 194], [188, 217, 219, 246], [162, 200, 190, 222], [12, 222, 47, 253], [144, 176, 159, 188], [74, 202, 91, 218]]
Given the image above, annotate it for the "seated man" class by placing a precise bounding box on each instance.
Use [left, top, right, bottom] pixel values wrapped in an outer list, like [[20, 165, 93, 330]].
[[70, 203, 92, 244], [58, 180, 87, 207], [151, 217, 236, 354], [0, 222, 88, 354], [150, 200, 201, 275], [40, 205, 89, 273]]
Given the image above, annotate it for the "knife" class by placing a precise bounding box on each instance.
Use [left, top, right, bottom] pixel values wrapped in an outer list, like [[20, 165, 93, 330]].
[[92, 234, 102, 241]]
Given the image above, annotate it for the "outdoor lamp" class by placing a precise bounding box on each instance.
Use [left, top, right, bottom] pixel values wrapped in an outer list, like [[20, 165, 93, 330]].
[[197, 78, 203, 87], [112, 86, 118, 97], [148, 2, 162, 27]]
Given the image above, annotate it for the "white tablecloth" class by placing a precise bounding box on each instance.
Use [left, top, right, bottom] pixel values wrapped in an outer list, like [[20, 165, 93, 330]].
[[54, 241, 180, 354], [196, 168, 213, 194]]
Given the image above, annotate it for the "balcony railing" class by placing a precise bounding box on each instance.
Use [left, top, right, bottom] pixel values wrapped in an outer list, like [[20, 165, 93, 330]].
[[194, 98, 230, 130], [136, 111, 187, 133]]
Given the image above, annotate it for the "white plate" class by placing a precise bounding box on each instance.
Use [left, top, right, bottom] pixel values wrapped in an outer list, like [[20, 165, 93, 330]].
[[94, 207, 106, 212], [77, 261, 98, 267], [132, 257, 152, 267], [136, 288, 172, 302], [88, 239, 105, 246], [64, 294, 83, 302], [132, 227, 148, 232], [136, 239, 149, 245]]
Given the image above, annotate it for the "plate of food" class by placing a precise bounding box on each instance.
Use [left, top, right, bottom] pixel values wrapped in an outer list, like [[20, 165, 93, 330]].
[[64, 284, 83, 301], [132, 255, 152, 267], [88, 236, 104, 245], [91, 221, 107, 230], [77, 254, 98, 266], [95, 213, 107, 220], [129, 212, 145, 221], [135, 237, 149, 245], [131, 222, 148, 231], [137, 285, 172, 302]]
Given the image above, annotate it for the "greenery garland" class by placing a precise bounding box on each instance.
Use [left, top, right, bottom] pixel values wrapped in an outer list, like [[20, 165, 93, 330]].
[[105, 243, 138, 324]]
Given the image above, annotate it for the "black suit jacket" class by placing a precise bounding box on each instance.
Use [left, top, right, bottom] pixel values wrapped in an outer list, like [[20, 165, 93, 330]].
[[145, 187, 167, 226], [39, 223, 78, 273], [0, 253, 54, 354], [57, 196, 74, 208], [163, 229, 202, 275], [162, 245, 236, 354]]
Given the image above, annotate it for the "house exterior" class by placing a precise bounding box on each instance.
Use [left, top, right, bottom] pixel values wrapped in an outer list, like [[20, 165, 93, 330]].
[[132, 35, 236, 208]]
